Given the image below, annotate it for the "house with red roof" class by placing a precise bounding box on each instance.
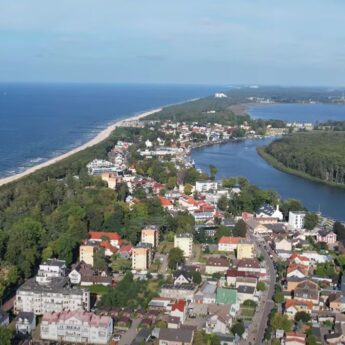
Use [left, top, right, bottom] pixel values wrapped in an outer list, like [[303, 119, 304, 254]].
[[170, 300, 187, 323], [218, 236, 242, 252], [288, 253, 310, 267], [284, 332, 306, 345], [284, 299, 313, 319], [159, 196, 173, 210], [89, 231, 122, 248]]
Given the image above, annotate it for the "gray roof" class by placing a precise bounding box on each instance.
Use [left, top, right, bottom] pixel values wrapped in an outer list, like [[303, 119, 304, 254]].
[[0, 310, 8, 324], [237, 285, 255, 294], [43, 259, 66, 267], [159, 328, 194, 342], [17, 312, 35, 324], [131, 328, 151, 345], [18, 277, 85, 295]]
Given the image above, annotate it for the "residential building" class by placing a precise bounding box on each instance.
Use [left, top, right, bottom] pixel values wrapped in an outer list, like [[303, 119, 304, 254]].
[[160, 284, 197, 301], [132, 243, 152, 271], [216, 288, 237, 305], [141, 225, 160, 248], [16, 312, 36, 335], [205, 257, 229, 275], [159, 196, 174, 210], [275, 239, 292, 252], [88, 231, 121, 248], [174, 233, 193, 258], [316, 229, 337, 244], [284, 299, 313, 319], [288, 211, 306, 230], [170, 300, 187, 323], [198, 281, 217, 304], [79, 245, 96, 267], [256, 204, 283, 221], [283, 332, 306, 345], [173, 271, 192, 285], [159, 328, 194, 345], [237, 285, 256, 303], [205, 314, 232, 335], [218, 236, 242, 252], [294, 280, 319, 306], [237, 242, 255, 260], [237, 259, 261, 274], [40, 310, 113, 344], [36, 259, 67, 285], [195, 180, 218, 193], [69, 261, 111, 286], [14, 277, 90, 315]]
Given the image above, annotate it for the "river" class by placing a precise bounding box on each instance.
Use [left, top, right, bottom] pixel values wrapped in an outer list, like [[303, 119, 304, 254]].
[[191, 103, 345, 221]]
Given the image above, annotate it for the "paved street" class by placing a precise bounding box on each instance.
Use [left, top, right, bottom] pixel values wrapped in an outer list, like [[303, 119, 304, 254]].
[[243, 232, 276, 345], [118, 318, 141, 345]]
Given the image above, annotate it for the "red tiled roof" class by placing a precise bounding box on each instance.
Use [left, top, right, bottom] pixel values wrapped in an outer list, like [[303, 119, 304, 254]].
[[285, 299, 313, 310], [171, 300, 186, 312], [119, 244, 133, 254], [100, 241, 118, 254], [159, 196, 172, 207], [89, 231, 121, 241], [218, 236, 242, 245]]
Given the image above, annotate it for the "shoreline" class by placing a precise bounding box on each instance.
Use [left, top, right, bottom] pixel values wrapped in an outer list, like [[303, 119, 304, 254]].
[[257, 146, 345, 190], [0, 108, 162, 187]]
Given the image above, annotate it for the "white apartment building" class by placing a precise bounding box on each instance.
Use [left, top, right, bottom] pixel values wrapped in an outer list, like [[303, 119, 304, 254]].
[[195, 181, 218, 193], [15, 278, 90, 315], [174, 233, 193, 257], [41, 310, 113, 344], [288, 211, 306, 230], [36, 259, 67, 285]]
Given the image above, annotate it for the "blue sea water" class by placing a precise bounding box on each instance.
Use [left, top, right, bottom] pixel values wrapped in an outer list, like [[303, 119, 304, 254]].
[[0, 83, 221, 177]]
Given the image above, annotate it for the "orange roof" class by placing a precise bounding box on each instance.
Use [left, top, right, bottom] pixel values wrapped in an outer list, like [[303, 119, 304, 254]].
[[285, 332, 306, 344], [289, 252, 309, 262], [172, 300, 186, 312], [100, 241, 118, 253], [285, 299, 313, 310], [89, 231, 121, 241], [218, 236, 242, 245], [159, 196, 172, 207]]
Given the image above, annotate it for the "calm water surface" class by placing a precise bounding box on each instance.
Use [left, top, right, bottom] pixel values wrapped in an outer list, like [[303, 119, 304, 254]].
[[193, 103, 345, 221]]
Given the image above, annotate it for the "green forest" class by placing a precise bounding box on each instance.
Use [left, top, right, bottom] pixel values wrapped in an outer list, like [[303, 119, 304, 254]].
[[263, 131, 345, 186]]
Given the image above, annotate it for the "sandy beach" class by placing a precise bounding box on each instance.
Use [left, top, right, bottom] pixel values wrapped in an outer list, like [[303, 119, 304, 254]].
[[0, 108, 161, 187]]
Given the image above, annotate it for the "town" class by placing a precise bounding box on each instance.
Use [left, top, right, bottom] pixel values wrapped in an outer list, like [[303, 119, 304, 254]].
[[1, 107, 345, 345]]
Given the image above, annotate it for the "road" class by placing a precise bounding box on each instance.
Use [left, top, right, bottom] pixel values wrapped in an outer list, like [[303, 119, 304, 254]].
[[244, 232, 276, 345], [118, 318, 141, 345]]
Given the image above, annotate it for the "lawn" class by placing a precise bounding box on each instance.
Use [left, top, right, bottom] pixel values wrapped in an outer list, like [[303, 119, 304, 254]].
[[240, 306, 256, 320], [86, 284, 111, 295]]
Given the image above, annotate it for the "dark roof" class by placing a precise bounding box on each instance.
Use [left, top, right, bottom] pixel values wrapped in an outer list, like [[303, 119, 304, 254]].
[[206, 256, 229, 267], [131, 328, 151, 345], [237, 285, 255, 294], [173, 270, 191, 280], [159, 328, 194, 342], [0, 310, 9, 324], [17, 312, 35, 324], [257, 203, 275, 216]]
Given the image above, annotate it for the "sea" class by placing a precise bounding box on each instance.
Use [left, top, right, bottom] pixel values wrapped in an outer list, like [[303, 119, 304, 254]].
[[192, 102, 345, 221], [0, 83, 222, 178]]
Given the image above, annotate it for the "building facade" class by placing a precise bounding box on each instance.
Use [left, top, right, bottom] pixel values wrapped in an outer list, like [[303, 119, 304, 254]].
[[141, 225, 160, 248], [132, 243, 152, 271], [174, 233, 193, 257], [288, 211, 306, 230], [41, 310, 113, 344]]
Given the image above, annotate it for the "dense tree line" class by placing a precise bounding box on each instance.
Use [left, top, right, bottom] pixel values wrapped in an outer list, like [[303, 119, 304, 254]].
[[265, 131, 345, 185], [0, 126, 199, 301]]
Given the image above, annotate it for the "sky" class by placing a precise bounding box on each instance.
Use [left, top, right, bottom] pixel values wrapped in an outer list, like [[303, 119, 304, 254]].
[[0, 0, 345, 86]]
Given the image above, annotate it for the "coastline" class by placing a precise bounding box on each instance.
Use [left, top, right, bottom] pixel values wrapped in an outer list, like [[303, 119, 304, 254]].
[[257, 146, 345, 190], [0, 108, 161, 187]]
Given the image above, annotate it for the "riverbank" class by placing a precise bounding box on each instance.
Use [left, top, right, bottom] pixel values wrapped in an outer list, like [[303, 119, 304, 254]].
[[257, 146, 345, 189], [0, 108, 161, 187]]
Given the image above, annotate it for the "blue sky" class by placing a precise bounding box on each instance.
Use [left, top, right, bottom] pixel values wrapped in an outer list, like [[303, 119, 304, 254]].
[[0, 0, 344, 85]]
